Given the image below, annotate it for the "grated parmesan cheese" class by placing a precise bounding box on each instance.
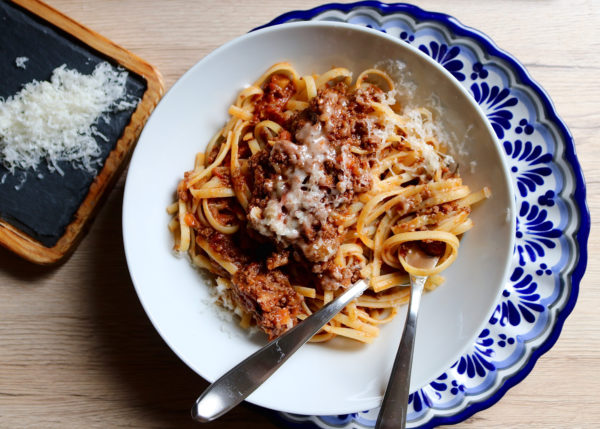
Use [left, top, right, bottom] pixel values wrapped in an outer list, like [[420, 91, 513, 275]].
[[249, 122, 346, 261], [15, 56, 29, 69], [374, 60, 457, 176], [375, 59, 416, 105], [470, 160, 477, 174], [0, 62, 135, 176]]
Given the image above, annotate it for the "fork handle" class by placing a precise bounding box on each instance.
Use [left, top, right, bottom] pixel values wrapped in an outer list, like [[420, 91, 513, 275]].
[[375, 274, 427, 429], [191, 279, 369, 423]]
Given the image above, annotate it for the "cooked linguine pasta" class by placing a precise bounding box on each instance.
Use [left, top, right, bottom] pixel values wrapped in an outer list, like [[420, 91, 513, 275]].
[[168, 62, 489, 343]]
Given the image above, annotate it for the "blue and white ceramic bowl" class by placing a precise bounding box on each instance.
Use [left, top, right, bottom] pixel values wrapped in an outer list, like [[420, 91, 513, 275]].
[[255, 2, 589, 428]]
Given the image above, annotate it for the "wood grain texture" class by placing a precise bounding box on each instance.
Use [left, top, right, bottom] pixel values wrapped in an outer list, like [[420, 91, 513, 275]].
[[0, 0, 598, 427]]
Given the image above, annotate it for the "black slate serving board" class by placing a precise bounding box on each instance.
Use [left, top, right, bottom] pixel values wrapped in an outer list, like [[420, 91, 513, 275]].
[[0, 0, 147, 247]]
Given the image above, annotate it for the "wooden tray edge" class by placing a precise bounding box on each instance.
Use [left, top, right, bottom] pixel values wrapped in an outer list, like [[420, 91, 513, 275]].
[[0, 0, 165, 265]]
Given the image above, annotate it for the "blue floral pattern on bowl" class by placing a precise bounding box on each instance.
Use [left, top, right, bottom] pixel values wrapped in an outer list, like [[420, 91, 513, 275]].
[[255, 2, 589, 428]]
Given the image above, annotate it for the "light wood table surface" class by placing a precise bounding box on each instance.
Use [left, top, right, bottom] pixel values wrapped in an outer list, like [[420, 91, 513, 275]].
[[1, 1, 598, 428]]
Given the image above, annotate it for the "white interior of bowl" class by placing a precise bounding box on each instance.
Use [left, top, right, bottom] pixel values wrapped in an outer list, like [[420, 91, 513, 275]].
[[122, 21, 515, 415]]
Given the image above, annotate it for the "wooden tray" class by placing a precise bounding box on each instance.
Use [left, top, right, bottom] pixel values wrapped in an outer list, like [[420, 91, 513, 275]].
[[0, 0, 164, 264]]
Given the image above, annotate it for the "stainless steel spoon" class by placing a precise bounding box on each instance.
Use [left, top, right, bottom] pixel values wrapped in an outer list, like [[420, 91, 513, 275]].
[[191, 278, 370, 423], [375, 250, 440, 429]]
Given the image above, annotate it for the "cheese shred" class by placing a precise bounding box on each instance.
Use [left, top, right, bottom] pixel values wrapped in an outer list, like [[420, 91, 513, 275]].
[[0, 62, 136, 176]]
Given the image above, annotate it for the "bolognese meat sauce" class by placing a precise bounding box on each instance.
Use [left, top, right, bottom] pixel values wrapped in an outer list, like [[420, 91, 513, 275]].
[[232, 262, 302, 340], [172, 64, 481, 343], [247, 79, 387, 289], [192, 74, 394, 337]]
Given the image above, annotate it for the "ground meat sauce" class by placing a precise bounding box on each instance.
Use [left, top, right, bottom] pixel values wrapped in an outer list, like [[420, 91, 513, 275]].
[[418, 240, 446, 257], [232, 262, 302, 339], [197, 75, 391, 337], [247, 79, 386, 290], [196, 225, 249, 268], [266, 249, 290, 270], [207, 198, 243, 226], [253, 74, 296, 125]]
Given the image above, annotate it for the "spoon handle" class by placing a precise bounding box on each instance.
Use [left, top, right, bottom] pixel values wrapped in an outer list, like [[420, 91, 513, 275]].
[[375, 274, 427, 429], [191, 278, 369, 423]]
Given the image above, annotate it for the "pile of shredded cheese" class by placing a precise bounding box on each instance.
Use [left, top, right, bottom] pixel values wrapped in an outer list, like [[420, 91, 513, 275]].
[[375, 59, 457, 173], [0, 62, 134, 175]]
